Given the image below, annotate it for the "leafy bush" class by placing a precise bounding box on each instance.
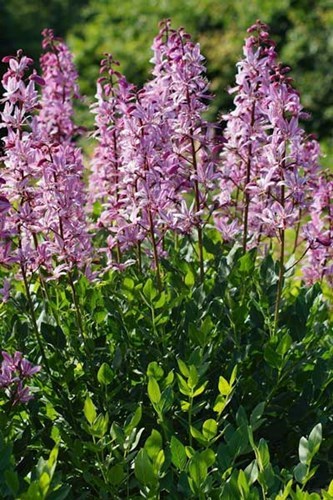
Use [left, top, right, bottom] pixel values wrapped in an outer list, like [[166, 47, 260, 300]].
[[0, 18, 332, 500]]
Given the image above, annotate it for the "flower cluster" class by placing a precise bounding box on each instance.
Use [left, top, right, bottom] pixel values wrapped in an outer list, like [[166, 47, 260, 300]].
[[0, 50, 44, 274], [303, 173, 333, 284], [215, 21, 320, 253], [0, 20, 331, 286], [0, 351, 40, 405], [90, 21, 221, 273], [0, 32, 91, 280], [38, 28, 81, 142], [37, 29, 91, 275]]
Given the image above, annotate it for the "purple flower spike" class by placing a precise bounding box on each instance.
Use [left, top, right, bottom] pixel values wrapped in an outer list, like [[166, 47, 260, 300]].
[[215, 20, 320, 253]]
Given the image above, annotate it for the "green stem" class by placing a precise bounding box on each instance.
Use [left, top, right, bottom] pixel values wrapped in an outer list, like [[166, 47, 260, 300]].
[[21, 264, 51, 375], [274, 185, 285, 331], [292, 208, 302, 253], [148, 207, 162, 290], [188, 394, 193, 447], [137, 242, 142, 274], [92, 435, 108, 485], [67, 271, 89, 354]]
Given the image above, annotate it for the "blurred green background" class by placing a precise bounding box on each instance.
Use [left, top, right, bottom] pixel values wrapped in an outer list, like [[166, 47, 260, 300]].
[[0, 0, 332, 163]]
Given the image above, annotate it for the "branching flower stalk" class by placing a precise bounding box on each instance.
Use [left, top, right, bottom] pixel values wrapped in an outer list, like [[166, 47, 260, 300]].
[[38, 30, 92, 343], [274, 183, 285, 330], [242, 102, 256, 254]]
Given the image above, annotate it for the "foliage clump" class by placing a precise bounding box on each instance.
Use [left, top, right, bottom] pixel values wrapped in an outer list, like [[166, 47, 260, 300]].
[[0, 19, 332, 500]]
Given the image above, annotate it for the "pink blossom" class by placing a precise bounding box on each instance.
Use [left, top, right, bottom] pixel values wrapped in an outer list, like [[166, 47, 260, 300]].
[[216, 20, 320, 252]]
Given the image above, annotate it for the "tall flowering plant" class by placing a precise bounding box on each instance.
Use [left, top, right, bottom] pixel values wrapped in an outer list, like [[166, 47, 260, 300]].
[[214, 21, 323, 326], [0, 32, 91, 279], [37, 29, 91, 277], [0, 51, 45, 276], [146, 20, 221, 279], [215, 21, 320, 254], [0, 33, 92, 362], [89, 21, 221, 281], [89, 55, 140, 268]]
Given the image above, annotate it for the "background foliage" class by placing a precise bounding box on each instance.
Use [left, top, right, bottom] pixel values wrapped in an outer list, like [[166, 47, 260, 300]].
[[1, 0, 333, 159]]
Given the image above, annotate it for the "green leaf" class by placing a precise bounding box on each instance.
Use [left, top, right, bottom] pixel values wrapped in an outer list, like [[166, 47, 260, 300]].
[[170, 436, 187, 471], [213, 394, 227, 415], [177, 374, 191, 397], [193, 381, 208, 397], [4, 470, 19, 496], [128, 427, 145, 452], [238, 251, 255, 274], [125, 405, 142, 434], [108, 464, 125, 486], [97, 362, 114, 385], [275, 479, 293, 500], [188, 453, 208, 487], [91, 413, 109, 438], [190, 426, 206, 446], [47, 445, 58, 477], [200, 449, 215, 468], [148, 377, 161, 404], [185, 446, 195, 459], [188, 365, 199, 389], [155, 449, 165, 472], [147, 362, 164, 380], [154, 292, 166, 308], [308, 423, 322, 456], [202, 419, 218, 441], [164, 370, 174, 386], [123, 277, 134, 290], [218, 376, 232, 396], [299, 436, 310, 465], [294, 462, 308, 483], [237, 469, 249, 497], [236, 406, 248, 427], [177, 359, 190, 377], [250, 402, 266, 427], [276, 332, 292, 356], [328, 479, 333, 495], [181, 400, 191, 411], [143, 278, 158, 302], [244, 460, 259, 485], [84, 396, 97, 425], [258, 439, 270, 469], [264, 345, 282, 369], [230, 365, 238, 386], [134, 449, 156, 486], [111, 423, 125, 446], [185, 269, 195, 287], [39, 471, 51, 497], [145, 429, 162, 461]]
